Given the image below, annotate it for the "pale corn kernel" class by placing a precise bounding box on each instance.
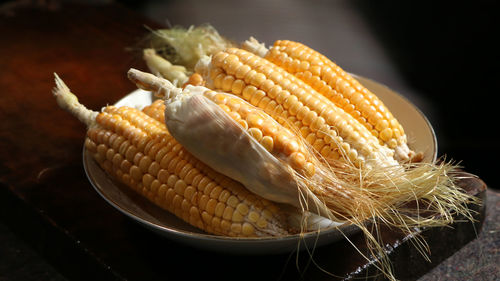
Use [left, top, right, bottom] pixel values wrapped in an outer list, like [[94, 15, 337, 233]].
[[222, 76, 235, 92], [201, 211, 212, 224], [130, 165, 143, 181], [237, 119, 248, 130], [184, 185, 196, 201], [305, 133, 317, 144], [289, 152, 306, 170], [213, 73, 225, 89], [311, 116, 326, 131], [242, 222, 255, 235], [244, 69, 258, 85], [181, 198, 191, 212], [112, 153, 123, 167], [150, 178, 160, 193], [191, 174, 203, 188], [223, 54, 239, 73], [186, 73, 204, 86], [133, 152, 144, 166], [250, 73, 267, 87], [206, 198, 217, 215], [227, 98, 243, 114], [159, 152, 174, 169], [231, 223, 242, 234], [232, 211, 244, 222], [313, 138, 326, 152], [166, 156, 179, 173], [393, 128, 402, 138], [158, 169, 169, 186], [120, 159, 132, 173], [165, 174, 177, 188], [214, 202, 225, 217], [211, 216, 221, 229], [247, 127, 263, 142], [181, 167, 196, 183], [218, 190, 231, 203], [213, 52, 229, 66], [283, 95, 299, 110], [348, 149, 358, 162], [275, 134, 289, 151], [235, 64, 251, 79], [380, 128, 393, 142], [172, 195, 183, 213], [242, 85, 257, 100], [138, 156, 152, 173], [142, 173, 154, 189], [222, 206, 234, 220], [260, 79, 275, 92], [174, 180, 187, 196], [276, 90, 291, 104], [220, 220, 232, 231], [105, 148, 115, 161], [146, 162, 160, 178], [227, 195, 239, 208], [388, 139, 398, 149], [85, 138, 96, 152], [305, 163, 315, 177], [236, 203, 249, 216], [296, 105, 309, 121], [246, 114, 264, 129], [213, 92, 227, 104], [283, 139, 300, 155], [203, 182, 216, 196], [260, 136, 274, 152], [197, 176, 211, 191], [256, 218, 268, 228], [249, 90, 266, 106], [303, 110, 318, 126], [257, 96, 272, 109], [209, 185, 223, 199], [267, 85, 282, 99], [231, 79, 245, 95], [248, 211, 260, 222], [199, 194, 209, 210], [96, 144, 107, 158], [159, 184, 168, 198], [341, 142, 351, 153]]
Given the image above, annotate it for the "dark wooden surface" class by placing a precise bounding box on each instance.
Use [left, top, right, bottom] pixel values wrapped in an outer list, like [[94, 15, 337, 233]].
[[0, 2, 492, 281]]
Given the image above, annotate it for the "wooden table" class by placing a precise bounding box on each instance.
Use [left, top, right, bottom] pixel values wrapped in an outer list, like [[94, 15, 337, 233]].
[[0, 2, 487, 280]]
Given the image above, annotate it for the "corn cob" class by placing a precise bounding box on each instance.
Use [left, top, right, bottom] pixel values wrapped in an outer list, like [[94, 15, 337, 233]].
[[139, 75, 316, 178], [128, 69, 331, 215], [243, 38, 414, 162], [142, 98, 341, 227], [195, 48, 398, 169], [52, 74, 291, 237]]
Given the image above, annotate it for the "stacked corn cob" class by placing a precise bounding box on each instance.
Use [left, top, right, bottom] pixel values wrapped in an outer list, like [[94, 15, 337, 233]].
[[53, 26, 478, 281], [53, 75, 295, 237]]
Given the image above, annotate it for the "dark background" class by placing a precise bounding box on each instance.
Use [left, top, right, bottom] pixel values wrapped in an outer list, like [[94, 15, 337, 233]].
[[118, 0, 498, 189]]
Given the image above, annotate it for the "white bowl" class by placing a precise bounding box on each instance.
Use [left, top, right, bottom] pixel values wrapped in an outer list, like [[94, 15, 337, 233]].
[[83, 75, 437, 254]]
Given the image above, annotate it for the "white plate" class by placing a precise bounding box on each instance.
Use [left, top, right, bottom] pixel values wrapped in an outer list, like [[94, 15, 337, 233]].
[[83, 75, 437, 254]]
